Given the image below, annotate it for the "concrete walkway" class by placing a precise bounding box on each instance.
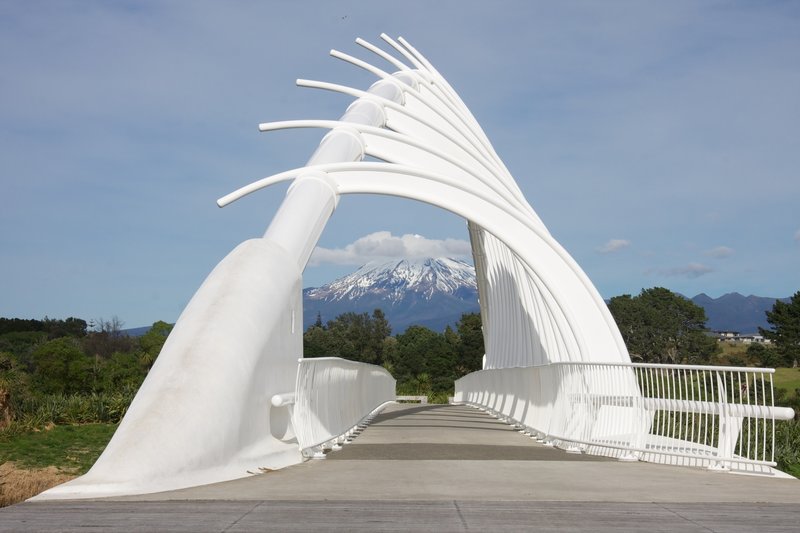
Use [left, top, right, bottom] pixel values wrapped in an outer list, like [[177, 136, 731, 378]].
[[2, 403, 799, 531]]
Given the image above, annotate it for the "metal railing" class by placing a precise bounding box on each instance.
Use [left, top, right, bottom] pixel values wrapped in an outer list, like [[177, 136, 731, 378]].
[[286, 357, 396, 458], [455, 362, 795, 473]]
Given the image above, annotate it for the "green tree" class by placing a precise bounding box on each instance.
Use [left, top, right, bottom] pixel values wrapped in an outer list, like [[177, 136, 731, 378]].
[[303, 322, 333, 358], [368, 309, 392, 360], [304, 310, 391, 364], [455, 312, 484, 375], [30, 337, 96, 395], [0, 316, 87, 338], [0, 351, 29, 428], [0, 330, 48, 370], [82, 316, 133, 360], [393, 325, 432, 381], [760, 291, 800, 367], [608, 287, 718, 364], [746, 342, 782, 367], [101, 351, 146, 392], [43, 317, 87, 339], [394, 325, 456, 392], [138, 321, 173, 370], [322, 313, 361, 360], [381, 336, 398, 374]]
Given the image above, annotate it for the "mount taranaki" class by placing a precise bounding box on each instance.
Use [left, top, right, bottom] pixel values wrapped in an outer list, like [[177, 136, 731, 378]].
[[302, 257, 786, 334], [303, 258, 479, 333]]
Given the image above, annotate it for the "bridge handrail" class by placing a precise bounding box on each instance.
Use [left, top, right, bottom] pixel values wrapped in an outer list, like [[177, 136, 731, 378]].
[[546, 360, 778, 373], [292, 357, 396, 456], [455, 362, 795, 472]]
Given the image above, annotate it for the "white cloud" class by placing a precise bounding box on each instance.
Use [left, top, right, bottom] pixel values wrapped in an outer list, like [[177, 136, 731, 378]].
[[597, 239, 631, 254], [704, 246, 734, 258], [309, 232, 472, 266], [651, 263, 714, 279]]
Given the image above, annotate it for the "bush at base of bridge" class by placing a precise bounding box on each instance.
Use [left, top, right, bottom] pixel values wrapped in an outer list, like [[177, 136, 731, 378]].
[[775, 418, 800, 477], [1, 388, 135, 436]]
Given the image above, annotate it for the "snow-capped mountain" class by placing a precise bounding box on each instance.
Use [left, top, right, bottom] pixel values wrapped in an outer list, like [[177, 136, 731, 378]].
[[303, 258, 479, 333]]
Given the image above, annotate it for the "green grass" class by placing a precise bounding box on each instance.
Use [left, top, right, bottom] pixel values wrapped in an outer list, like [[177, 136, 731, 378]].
[[717, 341, 748, 357], [0, 423, 117, 474], [774, 368, 800, 396], [775, 418, 800, 477]]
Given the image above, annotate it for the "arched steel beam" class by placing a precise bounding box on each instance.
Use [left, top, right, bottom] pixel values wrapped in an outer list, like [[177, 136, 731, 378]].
[[217, 161, 629, 361]]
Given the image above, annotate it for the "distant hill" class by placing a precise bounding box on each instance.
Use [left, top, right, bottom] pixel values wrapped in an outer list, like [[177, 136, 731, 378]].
[[121, 326, 152, 337], [690, 292, 790, 333], [303, 258, 479, 333], [303, 259, 790, 335]]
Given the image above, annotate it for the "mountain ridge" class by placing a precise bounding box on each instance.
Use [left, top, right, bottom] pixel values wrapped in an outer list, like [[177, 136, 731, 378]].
[[303, 258, 480, 333], [690, 292, 789, 333], [302, 258, 790, 335]]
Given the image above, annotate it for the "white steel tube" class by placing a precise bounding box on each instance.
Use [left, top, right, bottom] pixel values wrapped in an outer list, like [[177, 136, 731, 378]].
[[262, 78, 404, 270]]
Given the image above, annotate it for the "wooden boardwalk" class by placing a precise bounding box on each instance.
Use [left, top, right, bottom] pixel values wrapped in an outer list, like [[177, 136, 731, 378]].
[[2, 404, 799, 531]]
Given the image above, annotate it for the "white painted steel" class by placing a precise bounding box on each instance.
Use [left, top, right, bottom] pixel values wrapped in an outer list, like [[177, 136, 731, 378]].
[[37, 239, 306, 499], [37, 34, 797, 500], [455, 363, 795, 473], [217, 160, 626, 367], [292, 357, 396, 457], [38, 38, 407, 500], [285, 52, 629, 366]]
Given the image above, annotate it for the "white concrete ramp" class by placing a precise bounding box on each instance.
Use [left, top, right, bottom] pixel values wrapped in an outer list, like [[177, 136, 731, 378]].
[[116, 403, 799, 504], [3, 404, 798, 531]]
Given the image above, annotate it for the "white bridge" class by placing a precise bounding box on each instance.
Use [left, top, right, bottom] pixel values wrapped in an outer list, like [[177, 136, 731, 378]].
[[39, 35, 794, 499]]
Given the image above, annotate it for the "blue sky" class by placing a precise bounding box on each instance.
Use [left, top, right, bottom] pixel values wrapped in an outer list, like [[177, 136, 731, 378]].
[[1, 1, 798, 328]]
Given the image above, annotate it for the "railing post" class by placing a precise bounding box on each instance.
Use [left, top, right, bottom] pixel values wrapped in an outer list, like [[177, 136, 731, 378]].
[[458, 362, 792, 474]]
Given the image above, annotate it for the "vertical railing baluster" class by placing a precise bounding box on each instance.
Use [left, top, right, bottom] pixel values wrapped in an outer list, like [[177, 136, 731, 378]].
[[453, 362, 789, 471]]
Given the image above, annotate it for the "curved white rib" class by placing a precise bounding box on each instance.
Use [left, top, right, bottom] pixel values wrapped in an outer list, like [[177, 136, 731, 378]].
[[394, 36, 527, 203], [329, 48, 529, 207], [295, 80, 510, 182], [254, 119, 530, 214], [355, 37, 411, 73], [40, 35, 643, 501], [294, 41, 629, 365], [216, 159, 628, 361]]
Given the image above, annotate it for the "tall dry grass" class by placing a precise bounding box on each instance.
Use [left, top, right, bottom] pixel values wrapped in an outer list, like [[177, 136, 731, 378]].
[[0, 462, 75, 507]]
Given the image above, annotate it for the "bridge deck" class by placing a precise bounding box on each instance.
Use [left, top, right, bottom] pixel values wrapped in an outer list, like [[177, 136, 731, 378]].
[[2, 403, 799, 531]]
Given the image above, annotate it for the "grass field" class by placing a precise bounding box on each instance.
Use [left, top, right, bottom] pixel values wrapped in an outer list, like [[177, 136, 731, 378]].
[[717, 341, 749, 357], [0, 423, 116, 474], [0, 423, 117, 506], [774, 367, 800, 396]]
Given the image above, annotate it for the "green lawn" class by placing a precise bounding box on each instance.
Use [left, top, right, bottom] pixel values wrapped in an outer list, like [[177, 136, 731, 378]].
[[774, 368, 800, 397], [718, 341, 748, 357], [0, 423, 117, 474]]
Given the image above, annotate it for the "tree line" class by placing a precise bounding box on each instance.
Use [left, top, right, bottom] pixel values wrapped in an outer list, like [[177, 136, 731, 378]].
[[0, 317, 172, 429], [303, 310, 484, 397], [2, 287, 798, 429], [303, 288, 800, 372], [608, 288, 800, 368], [304, 288, 800, 402]]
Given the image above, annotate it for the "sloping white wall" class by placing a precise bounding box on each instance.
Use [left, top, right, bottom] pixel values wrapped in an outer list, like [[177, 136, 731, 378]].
[[36, 239, 304, 499], [36, 34, 634, 499]]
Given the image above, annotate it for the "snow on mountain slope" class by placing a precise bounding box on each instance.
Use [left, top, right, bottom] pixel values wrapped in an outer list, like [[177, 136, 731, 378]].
[[303, 258, 479, 332], [306, 258, 477, 302]]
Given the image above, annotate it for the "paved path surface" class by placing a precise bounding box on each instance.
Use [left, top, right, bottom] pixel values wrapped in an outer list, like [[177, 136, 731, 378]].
[[2, 403, 799, 531]]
